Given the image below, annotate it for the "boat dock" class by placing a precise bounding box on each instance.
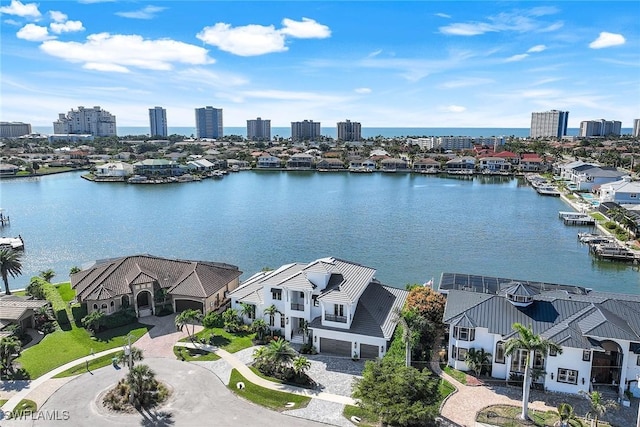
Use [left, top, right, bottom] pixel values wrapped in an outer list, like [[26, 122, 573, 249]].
[[0, 209, 9, 227], [559, 211, 595, 225]]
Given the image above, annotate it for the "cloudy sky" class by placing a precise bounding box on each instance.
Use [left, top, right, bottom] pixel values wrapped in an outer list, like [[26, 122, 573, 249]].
[[1, 1, 638, 129]]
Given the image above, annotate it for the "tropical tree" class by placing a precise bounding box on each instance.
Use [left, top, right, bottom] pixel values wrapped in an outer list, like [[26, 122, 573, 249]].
[[579, 390, 618, 427], [555, 402, 576, 427], [69, 266, 81, 275], [222, 308, 241, 332], [263, 304, 281, 336], [251, 318, 270, 342], [0, 336, 22, 378], [253, 338, 297, 376], [0, 248, 23, 295], [82, 310, 105, 333], [297, 319, 310, 344], [393, 307, 425, 367], [292, 356, 311, 378], [464, 348, 492, 378], [238, 302, 255, 324], [126, 364, 158, 408], [504, 322, 562, 420], [117, 346, 144, 369], [175, 309, 202, 344], [404, 285, 446, 359], [39, 269, 56, 283]]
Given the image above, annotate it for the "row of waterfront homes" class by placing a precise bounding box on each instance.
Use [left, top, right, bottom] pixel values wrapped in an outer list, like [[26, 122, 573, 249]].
[[5, 254, 639, 399]]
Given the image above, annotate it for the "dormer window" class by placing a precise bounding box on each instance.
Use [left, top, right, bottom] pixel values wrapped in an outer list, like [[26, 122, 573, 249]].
[[453, 326, 475, 341], [507, 294, 533, 304]]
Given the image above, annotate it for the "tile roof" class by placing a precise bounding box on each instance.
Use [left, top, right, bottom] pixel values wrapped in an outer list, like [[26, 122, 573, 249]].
[[71, 254, 241, 301], [0, 296, 49, 321]]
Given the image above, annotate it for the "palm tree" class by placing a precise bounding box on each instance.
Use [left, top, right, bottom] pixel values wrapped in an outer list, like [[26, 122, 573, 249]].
[[69, 266, 81, 275], [292, 356, 311, 378], [504, 322, 562, 420], [175, 309, 202, 344], [464, 348, 492, 378], [263, 304, 281, 336], [126, 364, 157, 407], [117, 346, 144, 369], [579, 390, 618, 427], [256, 338, 297, 375], [39, 269, 56, 283], [393, 307, 425, 367], [0, 248, 23, 295], [82, 310, 105, 333], [251, 318, 270, 342], [0, 336, 21, 377], [555, 402, 576, 427], [239, 302, 255, 324]]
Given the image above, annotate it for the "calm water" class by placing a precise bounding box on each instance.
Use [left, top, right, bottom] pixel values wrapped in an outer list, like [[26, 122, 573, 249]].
[[1, 171, 638, 293]]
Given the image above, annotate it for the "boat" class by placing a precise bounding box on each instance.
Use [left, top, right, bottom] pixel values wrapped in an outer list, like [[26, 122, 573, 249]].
[[211, 170, 224, 179], [127, 175, 149, 184], [536, 185, 561, 196], [0, 235, 24, 250]]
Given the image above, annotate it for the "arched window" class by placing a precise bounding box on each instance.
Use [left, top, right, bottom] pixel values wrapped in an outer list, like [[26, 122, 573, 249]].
[[101, 303, 108, 310], [93, 304, 98, 310]]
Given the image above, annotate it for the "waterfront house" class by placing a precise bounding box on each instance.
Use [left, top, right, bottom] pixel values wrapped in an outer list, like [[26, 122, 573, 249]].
[[519, 154, 546, 172], [226, 159, 250, 170], [569, 165, 628, 192], [0, 163, 19, 176], [286, 153, 314, 169], [599, 177, 640, 205], [0, 295, 51, 336], [555, 160, 596, 180], [440, 273, 640, 397], [257, 154, 281, 168], [229, 257, 408, 359], [412, 157, 441, 173], [95, 162, 134, 178], [478, 157, 511, 173], [349, 158, 376, 172], [133, 159, 182, 177], [316, 158, 346, 170], [445, 156, 476, 173], [187, 158, 215, 172], [494, 150, 520, 166], [380, 158, 408, 172], [71, 255, 242, 317]]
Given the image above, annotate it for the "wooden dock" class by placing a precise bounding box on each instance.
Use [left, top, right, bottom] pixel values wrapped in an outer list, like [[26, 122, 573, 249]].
[[559, 211, 594, 225]]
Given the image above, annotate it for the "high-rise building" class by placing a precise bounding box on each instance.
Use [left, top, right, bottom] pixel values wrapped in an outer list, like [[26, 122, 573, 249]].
[[195, 106, 223, 139], [632, 119, 640, 138], [337, 120, 361, 141], [0, 122, 32, 138], [149, 107, 168, 137], [53, 106, 117, 136], [291, 120, 321, 141], [247, 117, 271, 141], [530, 110, 569, 138], [579, 119, 622, 137]]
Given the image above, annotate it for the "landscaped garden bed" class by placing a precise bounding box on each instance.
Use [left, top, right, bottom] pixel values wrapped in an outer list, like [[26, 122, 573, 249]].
[[476, 404, 586, 427]]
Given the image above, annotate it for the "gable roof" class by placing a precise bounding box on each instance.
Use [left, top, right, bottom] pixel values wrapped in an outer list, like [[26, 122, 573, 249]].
[[71, 254, 241, 301]]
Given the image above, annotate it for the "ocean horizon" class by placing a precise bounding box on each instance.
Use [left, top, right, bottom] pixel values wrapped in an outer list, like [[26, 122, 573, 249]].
[[31, 126, 633, 139]]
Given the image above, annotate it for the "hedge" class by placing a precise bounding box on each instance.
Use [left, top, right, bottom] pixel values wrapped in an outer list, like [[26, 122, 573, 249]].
[[102, 308, 136, 329], [71, 303, 88, 327], [40, 280, 70, 327]]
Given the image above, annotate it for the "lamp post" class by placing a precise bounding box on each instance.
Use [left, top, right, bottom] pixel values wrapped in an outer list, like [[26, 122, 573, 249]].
[[123, 334, 133, 369]]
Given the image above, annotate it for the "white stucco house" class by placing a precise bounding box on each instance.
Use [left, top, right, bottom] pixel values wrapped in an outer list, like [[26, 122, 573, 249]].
[[440, 273, 640, 397], [95, 162, 134, 177], [599, 177, 640, 205], [229, 257, 408, 359]]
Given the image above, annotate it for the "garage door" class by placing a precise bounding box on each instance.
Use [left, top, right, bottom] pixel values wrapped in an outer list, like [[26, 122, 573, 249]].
[[175, 299, 204, 313], [360, 344, 379, 360], [320, 338, 351, 357]]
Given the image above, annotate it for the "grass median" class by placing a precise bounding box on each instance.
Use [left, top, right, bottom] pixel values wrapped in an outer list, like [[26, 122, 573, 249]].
[[228, 369, 310, 411]]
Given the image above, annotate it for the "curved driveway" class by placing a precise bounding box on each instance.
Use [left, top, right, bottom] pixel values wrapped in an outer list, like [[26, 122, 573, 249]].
[[2, 358, 328, 427]]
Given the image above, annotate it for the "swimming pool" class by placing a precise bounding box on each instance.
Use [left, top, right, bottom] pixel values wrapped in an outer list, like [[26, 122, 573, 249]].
[[580, 193, 600, 206]]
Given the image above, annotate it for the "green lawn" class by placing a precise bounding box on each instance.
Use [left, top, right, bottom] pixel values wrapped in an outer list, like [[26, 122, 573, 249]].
[[17, 322, 151, 379], [0, 399, 6, 406], [173, 346, 220, 361], [343, 405, 379, 427], [228, 369, 310, 411], [181, 328, 256, 353], [441, 364, 467, 385], [53, 352, 121, 378], [438, 378, 456, 403], [55, 282, 76, 302], [11, 399, 37, 418]]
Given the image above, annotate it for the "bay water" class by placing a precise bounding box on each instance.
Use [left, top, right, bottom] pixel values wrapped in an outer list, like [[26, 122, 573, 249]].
[[1, 171, 638, 293]]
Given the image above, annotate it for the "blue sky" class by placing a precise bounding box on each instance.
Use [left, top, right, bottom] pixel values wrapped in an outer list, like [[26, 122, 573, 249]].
[[1, 1, 639, 129]]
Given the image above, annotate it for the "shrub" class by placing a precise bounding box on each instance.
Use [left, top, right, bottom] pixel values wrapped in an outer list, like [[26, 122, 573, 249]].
[[604, 221, 617, 230], [26, 279, 46, 300], [103, 307, 136, 329], [202, 311, 224, 329], [156, 306, 174, 317], [42, 281, 70, 327], [71, 303, 88, 327]]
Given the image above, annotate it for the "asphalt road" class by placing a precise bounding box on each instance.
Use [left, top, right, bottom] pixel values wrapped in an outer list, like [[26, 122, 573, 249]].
[[1, 358, 330, 427]]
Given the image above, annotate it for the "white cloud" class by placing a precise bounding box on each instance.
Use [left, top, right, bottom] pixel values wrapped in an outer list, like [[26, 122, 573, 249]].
[[242, 89, 348, 103], [49, 11, 67, 23], [197, 17, 330, 56], [280, 17, 331, 38], [527, 44, 546, 53], [197, 23, 286, 56], [39, 33, 214, 72], [440, 77, 494, 89], [367, 49, 382, 58], [435, 13, 451, 19], [355, 87, 372, 94], [0, 0, 41, 19], [589, 32, 626, 49], [17, 23, 53, 41], [3, 18, 21, 26], [50, 20, 84, 34], [505, 53, 529, 62], [115, 6, 167, 20], [441, 105, 466, 113], [439, 8, 562, 36]]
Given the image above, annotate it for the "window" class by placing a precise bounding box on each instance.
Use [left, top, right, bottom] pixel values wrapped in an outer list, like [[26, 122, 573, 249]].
[[269, 315, 275, 327], [271, 289, 282, 300], [495, 341, 505, 364], [334, 304, 344, 317], [549, 347, 557, 356], [453, 326, 475, 341], [511, 349, 544, 373], [93, 303, 98, 310], [299, 292, 304, 299], [631, 194, 637, 198], [101, 303, 108, 310], [557, 368, 578, 384], [582, 350, 591, 361], [636, 355, 640, 366], [451, 345, 457, 360], [312, 295, 319, 307], [280, 315, 285, 328], [457, 347, 468, 362]]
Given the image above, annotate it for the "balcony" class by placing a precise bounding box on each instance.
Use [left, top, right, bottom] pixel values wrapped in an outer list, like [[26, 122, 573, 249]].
[[290, 303, 304, 311], [324, 313, 347, 323]]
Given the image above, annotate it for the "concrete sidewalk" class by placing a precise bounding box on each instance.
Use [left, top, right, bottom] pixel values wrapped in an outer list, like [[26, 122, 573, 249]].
[[175, 342, 358, 406]]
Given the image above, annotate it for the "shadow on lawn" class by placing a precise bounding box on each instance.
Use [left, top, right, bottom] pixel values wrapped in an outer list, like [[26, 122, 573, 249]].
[[91, 323, 153, 343]]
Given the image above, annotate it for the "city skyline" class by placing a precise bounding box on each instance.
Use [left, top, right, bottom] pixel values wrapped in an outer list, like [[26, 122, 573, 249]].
[[1, 1, 638, 128]]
